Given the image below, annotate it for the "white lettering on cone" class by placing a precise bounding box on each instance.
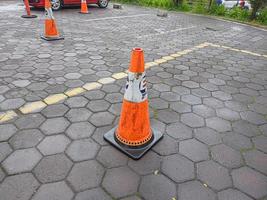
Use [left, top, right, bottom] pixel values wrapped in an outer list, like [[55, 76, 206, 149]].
[[124, 72, 147, 103]]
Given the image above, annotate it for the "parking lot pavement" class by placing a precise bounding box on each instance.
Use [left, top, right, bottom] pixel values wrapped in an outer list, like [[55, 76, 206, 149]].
[[0, 0, 267, 200]]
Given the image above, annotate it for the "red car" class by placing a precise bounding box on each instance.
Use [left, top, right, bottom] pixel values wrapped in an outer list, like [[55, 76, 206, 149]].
[[29, 0, 109, 11]]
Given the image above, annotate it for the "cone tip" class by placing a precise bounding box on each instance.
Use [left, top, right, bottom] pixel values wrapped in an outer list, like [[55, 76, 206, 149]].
[[129, 48, 144, 73]]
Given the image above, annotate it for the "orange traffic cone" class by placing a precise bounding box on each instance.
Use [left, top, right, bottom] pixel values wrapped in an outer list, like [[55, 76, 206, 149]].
[[79, 0, 90, 14], [41, 0, 64, 41], [104, 48, 163, 160], [21, 0, 37, 18]]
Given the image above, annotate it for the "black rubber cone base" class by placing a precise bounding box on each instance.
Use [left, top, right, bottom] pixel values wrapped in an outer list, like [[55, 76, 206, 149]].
[[41, 35, 64, 41], [104, 127, 163, 160], [21, 15, 37, 18]]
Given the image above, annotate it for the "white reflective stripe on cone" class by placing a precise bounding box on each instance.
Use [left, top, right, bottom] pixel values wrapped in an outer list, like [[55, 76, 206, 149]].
[[124, 72, 147, 103], [45, 8, 54, 19]]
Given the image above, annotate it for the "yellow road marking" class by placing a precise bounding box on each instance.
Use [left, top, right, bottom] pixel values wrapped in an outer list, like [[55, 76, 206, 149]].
[[1, 42, 266, 124]]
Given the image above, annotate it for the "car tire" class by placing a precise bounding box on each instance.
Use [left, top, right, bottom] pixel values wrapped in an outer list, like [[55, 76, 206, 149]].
[[51, 0, 62, 11], [98, 0, 109, 8]]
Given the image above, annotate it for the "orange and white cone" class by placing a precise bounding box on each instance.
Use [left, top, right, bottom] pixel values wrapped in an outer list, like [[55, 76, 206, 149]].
[[41, 0, 64, 41], [104, 48, 163, 160], [79, 0, 90, 14], [21, 0, 37, 18]]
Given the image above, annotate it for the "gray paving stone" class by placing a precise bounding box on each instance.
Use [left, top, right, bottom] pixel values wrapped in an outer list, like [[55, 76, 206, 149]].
[[181, 94, 202, 105], [32, 181, 74, 200], [232, 120, 261, 137], [96, 146, 128, 168], [166, 122, 193, 140], [40, 117, 70, 135], [216, 108, 240, 121], [200, 82, 219, 91], [3, 148, 42, 174], [0, 142, 12, 163], [172, 86, 190, 95], [66, 108, 92, 122], [160, 91, 180, 102], [0, 167, 5, 182], [128, 151, 161, 175], [193, 105, 216, 118], [194, 127, 222, 145], [74, 188, 112, 200], [156, 109, 179, 124], [66, 122, 95, 139], [67, 160, 104, 192], [0, 124, 17, 141], [105, 93, 123, 103], [179, 180, 216, 200], [182, 80, 199, 88], [225, 100, 248, 112], [211, 144, 242, 168], [139, 174, 176, 200], [87, 99, 110, 112], [120, 196, 141, 200], [9, 129, 43, 149], [222, 132, 252, 151], [260, 124, 267, 136], [152, 135, 178, 156], [179, 139, 209, 162], [102, 166, 140, 198], [15, 113, 45, 129], [150, 118, 166, 133], [181, 113, 204, 128], [240, 111, 266, 125], [218, 189, 253, 200], [34, 154, 73, 183], [153, 83, 171, 92], [232, 167, 267, 199], [192, 88, 211, 98], [203, 97, 224, 108], [37, 134, 70, 155], [212, 91, 232, 101], [109, 102, 122, 116], [0, 173, 39, 200], [90, 111, 115, 127], [0, 98, 25, 110], [244, 150, 267, 175], [149, 98, 168, 109], [253, 135, 267, 153], [66, 139, 100, 162], [162, 154, 194, 183], [84, 90, 105, 100], [41, 104, 69, 117], [65, 96, 88, 108], [92, 125, 112, 146], [206, 117, 232, 132], [170, 101, 191, 113], [197, 160, 232, 190]]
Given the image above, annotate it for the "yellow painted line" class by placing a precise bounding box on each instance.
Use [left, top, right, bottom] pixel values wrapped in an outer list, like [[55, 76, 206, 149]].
[[19, 101, 47, 114], [0, 42, 217, 124]]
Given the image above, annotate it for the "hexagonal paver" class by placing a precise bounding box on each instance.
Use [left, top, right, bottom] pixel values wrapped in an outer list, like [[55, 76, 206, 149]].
[[170, 101, 191, 113], [222, 132, 252, 150], [3, 148, 42, 174], [0, 142, 12, 163], [218, 189, 253, 200], [203, 97, 224, 108], [0, 173, 39, 200], [253, 135, 267, 153], [0, 124, 17, 141], [181, 113, 204, 128], [32, 181, 74, 200], [166, 122, 193, 140], [139, 174, 176, 200], [212, 91, 232, 101], [67, 160, 104, 192], [37, 135, 70, 155], [0, 167, 5, 182], [33, 154, 73, 183], [153, 83, 171, 92], [211, 144, 242, 168], [41, 104, 69, 117], [216, 108, 240, 121], [15, 113, 45, 129], [240, 111, 266, 125], [102, 166, 140, 198], [244, 150, 267, 175], [194, 127, 222, 145], [197, 160, 232, 190], [96, 146, 128, 168], [40, 117, 70, 135], [0, 98, 25, 110], [66, 139, 100, 162], [193, 105, 215, 118], [160, 92, 180, 102], [75, 188, 112, 200], [87, 99, 110, 112], [233, 120, 261, 137], [206, 117, 232, 132], [149, 98, 168, 109], [232, 167, 267, 199], [179, 139, 209, 162], [162, 154, 194, 183], [90, 112, 115, 127], [65, 108, 92, 122], [66, 122, 95, 139], [83, 90, 105, 100], [9, 129, 43, 149], [65, 96, 88, 108], [128, 151, 161, 175], [179, 180, 216, 200], [105, 93, 123, 103], [152, 135, 178, 156]]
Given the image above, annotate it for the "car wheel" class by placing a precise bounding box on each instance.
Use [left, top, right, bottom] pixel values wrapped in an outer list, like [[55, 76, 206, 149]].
[[51, 0, 62, 11], [98, 0, 109, 8]]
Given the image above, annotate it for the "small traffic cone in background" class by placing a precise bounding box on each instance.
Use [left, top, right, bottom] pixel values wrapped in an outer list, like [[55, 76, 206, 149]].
[[79, 0, 90, 14], [41, 0, 64, 41], [21, 0, 37, 18], [104, 48, 163, 160]]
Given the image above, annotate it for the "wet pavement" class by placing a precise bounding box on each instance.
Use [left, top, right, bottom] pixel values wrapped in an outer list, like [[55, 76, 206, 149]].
[[0, 1, 267, 200]]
